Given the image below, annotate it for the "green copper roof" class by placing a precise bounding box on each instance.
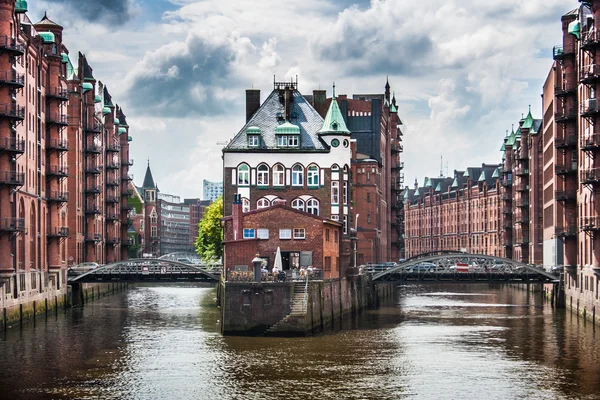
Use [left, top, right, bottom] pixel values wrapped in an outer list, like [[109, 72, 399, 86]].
[[404, 189, 409, 199], [128, 136, 133, 142], [435, 182, 441, 192], [65, 56, 75, 80], [451, 178, 458, 188], [414, 188, 420, 196], [425, 177, 432, 187], [500, 142, 506, 151], [478, 171, 486, 182], [102, 106, 111, 115], [275, 121, 300, 135], [60, 53, 69, 64], [506, 131, 516, 146], [317, 98, 350, 135], [492, 168, 499, 178], [94, 94, 102, 103], [118, 127, 127, 135], [247, 126, 261, 135], [81, 82, 93, 93], [463, 170, 470, 177], [568, 19, 580, 39], [390, 103, 398, 113], [515, 127, 521, 138], [38, 32, 55, 44], [114, 118, 120, 125], [15, 0, 27, 13], [522, 106, 534, 129]]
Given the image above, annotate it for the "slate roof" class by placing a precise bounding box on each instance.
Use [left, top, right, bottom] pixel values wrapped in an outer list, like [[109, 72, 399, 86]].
[[80, 52, 95, 82], [35, 12, 62, 28], [143, 162, 157, 189], [104, 86, 114, 107], [224, 90, 327, 152]]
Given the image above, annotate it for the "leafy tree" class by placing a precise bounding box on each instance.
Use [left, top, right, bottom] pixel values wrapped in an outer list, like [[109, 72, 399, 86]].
[[195, 196, 223, 262]]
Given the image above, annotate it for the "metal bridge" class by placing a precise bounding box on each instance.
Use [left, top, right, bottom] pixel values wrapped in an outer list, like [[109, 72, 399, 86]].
[[372, 251, 558, 284], [68, 258, 220, 284]]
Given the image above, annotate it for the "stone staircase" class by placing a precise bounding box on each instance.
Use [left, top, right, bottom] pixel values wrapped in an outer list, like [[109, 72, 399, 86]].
[[263, 283, 307, 335]]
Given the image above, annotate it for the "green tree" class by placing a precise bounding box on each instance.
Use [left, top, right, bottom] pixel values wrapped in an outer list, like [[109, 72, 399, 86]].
[[195, 196, 223, 262]]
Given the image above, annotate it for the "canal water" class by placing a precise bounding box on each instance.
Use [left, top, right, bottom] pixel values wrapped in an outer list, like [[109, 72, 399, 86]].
[[0, 283, 599, 400]]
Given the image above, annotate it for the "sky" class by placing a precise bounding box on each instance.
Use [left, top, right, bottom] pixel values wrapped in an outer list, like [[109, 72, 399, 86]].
[[29, 0, 571, 199]]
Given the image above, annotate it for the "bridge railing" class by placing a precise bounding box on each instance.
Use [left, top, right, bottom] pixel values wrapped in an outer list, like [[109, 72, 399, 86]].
[[226, 269, 323, 282]]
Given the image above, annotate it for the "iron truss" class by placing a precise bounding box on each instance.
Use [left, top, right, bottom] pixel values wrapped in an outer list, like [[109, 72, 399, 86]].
[[68, 258, 220, 283], [373, 251, 557, 283]]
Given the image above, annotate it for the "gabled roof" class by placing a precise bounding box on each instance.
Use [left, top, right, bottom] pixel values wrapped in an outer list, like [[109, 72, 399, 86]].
[[143, 161, 157, 189], [118, 107, 128, 127], [318, 97, 350, 136], [224, 90, 327, 151], [222, 203, 342, 226], [80, 52, 95, 82], [104, 86, 114, 107]]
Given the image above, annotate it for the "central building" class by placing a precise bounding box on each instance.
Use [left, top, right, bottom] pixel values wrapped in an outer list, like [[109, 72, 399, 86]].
[[222, 79, 352, 276]]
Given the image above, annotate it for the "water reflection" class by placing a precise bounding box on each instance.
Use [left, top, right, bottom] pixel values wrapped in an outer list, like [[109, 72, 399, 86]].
[[0, 284, 599, 399]]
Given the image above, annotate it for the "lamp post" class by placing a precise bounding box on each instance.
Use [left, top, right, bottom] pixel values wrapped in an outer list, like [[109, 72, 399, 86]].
[[252, 254, 263, 282]]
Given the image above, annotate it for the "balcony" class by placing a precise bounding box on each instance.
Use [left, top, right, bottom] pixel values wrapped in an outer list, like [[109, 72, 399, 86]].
[[516, 199, 529, 208], [0, 103, 25, 120], [84, 122, 102, 134], [554, 75, 577, 97], [47, 227, 69, 238], [515, 183, 529, 192], [0, 36, 24, 55], [106, 195, 119, 203], [107, 237, 121, 245], [121, 204, 133, 212], [582, 29, 600, 49], [555, 225, 577, 238], [501, 178, 512, 187], [581, 98, 600, 117], [391, 142, 403, 153], [46, 87, 69, 102], [85, 233, 102, 242], [106, 143, 120, 152], [46, 113, 69, 126], [85, 207, 101, 215], [553, 44, 575, 60], [502, 207, 512, 214], [85, 186, 100, 195], [107, 214, 120, 221], [516, 237, 530, 245], [46, 138, 69, 152], [555, 190, 577, 202], [514, 166, 529, 176], [85, 144, 101, 154], [581, 168, 600, 184], [501, 192, 512, 200], [121, 173, 133, 182], [47, 191, 69, 203], [0, 171, 24, 186], [394, 161, 404, 171], [0, 137, 24, 154], [515, 214, 530, 224], [581, 64, 600, 84], [581, 216, 600, 232], [581, 134, 600, 151], [121, 159, 134, 166], [515, 149, 528, 160], [121, 188, 133, 197], [0, 218, 25, 233], [0, 71, 24, 88], [555, 133, 578, 149], [107, 178, 120, 187], [555, 164, 577, 176], [555, 106, 577, 123], [106, 161, 120, 170], [46, 165, 68, 178]]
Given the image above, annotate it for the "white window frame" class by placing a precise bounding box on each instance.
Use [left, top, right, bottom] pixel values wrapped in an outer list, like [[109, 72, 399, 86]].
[[292, 164, 304, 186], [331, 181, 339, 205], [343, 181, 348, 205], [293, 228, 306, 239], [257, 228, 269, 239], [306, 198, 319, 216], [331, 214, 339, 221], [291, 198, 305, 211], [238, 164, 250, 186], [277, 135, 288, 147], [307, 165, 319, 186], [257, 198, 270, 209], [242, 198, 250, 213], [273, 164, 285, 186], [257, 164, 269, 186], [288, 135, 298, 147], [343, 215, 348, 234], [279, 228, 292, 239], [248, 135, 259, 147], [243, 228, 255, 239]]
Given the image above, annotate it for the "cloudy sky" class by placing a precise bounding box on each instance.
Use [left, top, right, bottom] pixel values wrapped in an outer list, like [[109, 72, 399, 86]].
[[30, 0, 570, 198]]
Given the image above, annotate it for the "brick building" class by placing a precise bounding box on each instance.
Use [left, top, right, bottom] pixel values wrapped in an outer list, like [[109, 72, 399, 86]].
[[0, 4, 132, 314], [184, 198, 211, 251]]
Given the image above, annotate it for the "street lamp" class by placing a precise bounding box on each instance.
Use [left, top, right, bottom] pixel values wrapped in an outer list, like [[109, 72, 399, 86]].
[[252, 254, 263, 282]]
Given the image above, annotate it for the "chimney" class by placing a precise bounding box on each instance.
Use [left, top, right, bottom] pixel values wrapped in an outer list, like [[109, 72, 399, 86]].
[[246, 89, 261, 122], [313, 89, 327, 118], [232, 194, 243, 241]]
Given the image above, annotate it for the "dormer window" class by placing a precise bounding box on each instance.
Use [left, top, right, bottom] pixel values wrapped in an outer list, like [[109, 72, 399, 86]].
[[248, 135, 259, 147], [277, 135, 288, 147]]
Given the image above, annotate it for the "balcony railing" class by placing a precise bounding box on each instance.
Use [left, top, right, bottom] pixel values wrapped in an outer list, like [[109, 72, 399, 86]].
[[515, 149, 528, 160], [47, 191, 69, 203], [46, 138, 69, 151], [121, 174, 133, 182], [582, 29, 600, 49], [555, 106, 577, 122], [0, 217, 25, 233], [555, 226, 577, 238], [581, 64, 600, 83], [0, 137, 24, 153], [555, 164, 577, 176], [46, 113, 69, 126], [0, 36, 24, 55], [516, 237, 530, 245], [515, 183, 529, 192], [122, 159, 134, 166], [581, 216, 600, 232], [502, 207, 512, 214], [555, 133, 578, 149], [106, 195, 119, 203], [106, 162, 120, 170], [516, 199, 529, 207], [85, 233, 102, 242], [502, 220, 513, 229], [106, 214, 120, 222], [501, 178, 512, 187], [514, 166, 529, 176], [555, 190, 576, 202], [554, 74, 577, 97], [107, 178, 120, 187], [121, 204, 134, 212], [85, 207, 101, 215], [85, 186, 100, 194], [581, 168, 600, 184], [107, 237, 121, 245], [0, 103, 25, 120], [515, 214, 530, 224], [391, 142, 403, 153], [106, 143, 120, 152], [581, 134, 600, 150], [46, 87, 69, 101], [0, 70, 24, 87], [85, 144, 101, 154], [501, 193, 512, 200], [84, 122, 102, 133], [47, 227, 69, 238], [0, 171, 24, 186], [121, 189, 133, 197], [46, 165, 69, 177], [581, 98, 600, 117]]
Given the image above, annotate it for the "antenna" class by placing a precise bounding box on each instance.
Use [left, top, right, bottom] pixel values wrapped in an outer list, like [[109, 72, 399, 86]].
[[440, 155, 443, 178], [333, 81, 336, 98]]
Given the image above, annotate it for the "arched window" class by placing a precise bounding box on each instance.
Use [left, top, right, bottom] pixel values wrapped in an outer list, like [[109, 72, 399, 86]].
[[257, 198, 270, 209], [306, 198, 319, 215], [292, 164, 304, 186], [238, 164, 249, 186], [273, 164, 284, 186], [331, 164, 339, 171], [307, 165, 319, 186], [257, 164, 269, 186], [291, 198, 305, 212], [242, 198, 250, 213]]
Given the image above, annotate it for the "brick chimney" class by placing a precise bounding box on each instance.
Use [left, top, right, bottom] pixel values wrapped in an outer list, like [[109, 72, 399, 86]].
[[232, 194, 243, 240], [246, 89, 260, 122], [313, 89, 327, 118]]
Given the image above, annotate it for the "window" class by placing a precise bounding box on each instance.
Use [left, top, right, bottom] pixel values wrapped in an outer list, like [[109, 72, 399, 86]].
[[366, 192, 370, 203], [292, 198, 305, 211], [343, 182, 348, 204], [273, 164, 284, 186], [307, 165, 319, 186], [242, 198, 250, 213], [343, 215, 348, 234], [257, 164, 269, 186], [248, 135, 259, 147], [277, 135, 288, 147], [293, 228, 306, 239], [367, 214, 371, 224], [324, 256, 331, 271], [306, 198, 319, 215], [331, 214, 339, 221], [238, 164, 250, 186], [257, 228, 269, 239], [325, 229, 330, 242], [288, 135, 298, 147], [243, 228, 255, 238], [279, 229, 292, 239], [292, 164, 304, 186], [257, 198, 270, 209], [331, 181, 339, 204], [334, 231, 338, 243]]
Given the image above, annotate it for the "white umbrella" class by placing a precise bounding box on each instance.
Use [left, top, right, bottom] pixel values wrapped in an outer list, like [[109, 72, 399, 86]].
[[274, 246, 283, 272]]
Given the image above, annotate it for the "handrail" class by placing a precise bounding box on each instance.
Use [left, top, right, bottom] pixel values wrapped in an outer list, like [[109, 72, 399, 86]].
[[302, 273, 309, 309]]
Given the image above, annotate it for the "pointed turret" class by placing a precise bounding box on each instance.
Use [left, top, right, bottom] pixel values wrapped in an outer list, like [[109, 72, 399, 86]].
[[522, 105, 534, 130], [143, 160, 157, 189], [317, 95, 350, 136], [79, 52, 95, 82], [385, 77, 390, 103], [35, 12, 63, 29]]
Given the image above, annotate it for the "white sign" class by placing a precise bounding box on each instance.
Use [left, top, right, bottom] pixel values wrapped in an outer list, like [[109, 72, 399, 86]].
[[142, 265, 150, 275], [160, 267, 166, 274]]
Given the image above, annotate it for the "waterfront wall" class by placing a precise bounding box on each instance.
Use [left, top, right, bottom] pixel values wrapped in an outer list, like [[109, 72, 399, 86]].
[[564, 271, 600, 325], [221, 275, 395, 336]]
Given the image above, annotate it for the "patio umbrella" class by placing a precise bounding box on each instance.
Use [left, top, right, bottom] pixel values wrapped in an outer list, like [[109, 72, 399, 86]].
[[274, 246, 283, 272]]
